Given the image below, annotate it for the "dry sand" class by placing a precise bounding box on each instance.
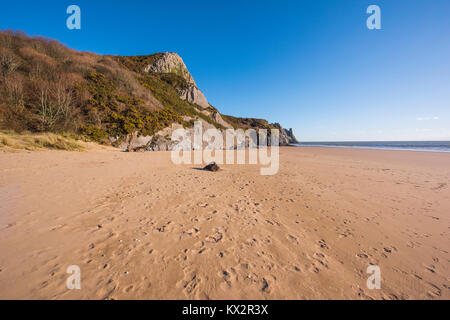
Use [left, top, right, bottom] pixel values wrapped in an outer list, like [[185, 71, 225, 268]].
[[0, 147, 448, 300]]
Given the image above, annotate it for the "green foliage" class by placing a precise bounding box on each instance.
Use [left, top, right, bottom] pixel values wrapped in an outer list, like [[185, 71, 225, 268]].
[[222, 114, 274, 130], [138, 74, 225, 129], [80, 125, 108, 143], [113, 54, 163, 73], [170, 64, 185, 78], [86, 72, 117, 108], [0, 31, 275, 147], [158, 72, 188, 90], [82, 72, 183, 141]]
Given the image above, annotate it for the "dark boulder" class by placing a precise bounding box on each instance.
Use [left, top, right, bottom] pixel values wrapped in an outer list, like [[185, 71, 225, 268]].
[[203, 162, 220, 172]]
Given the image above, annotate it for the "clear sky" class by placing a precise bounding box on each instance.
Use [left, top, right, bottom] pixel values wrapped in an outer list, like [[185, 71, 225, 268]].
[[1, 0, 449, 141]]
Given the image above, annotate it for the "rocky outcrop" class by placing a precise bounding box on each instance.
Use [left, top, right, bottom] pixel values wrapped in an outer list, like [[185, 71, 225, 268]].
[[122, 121, 298, 152], [144, 52, 196, 85], [271, 123, 299, 146], [143, 52, 210, 108], [203, 162, 220, 172], [177, 84, 209, 108], [120, 117, 216, 152], [144, 135, 176, 151], [211, 110, 233, 129], [284, 128, 298, 144], [130, 51, 299, 150]]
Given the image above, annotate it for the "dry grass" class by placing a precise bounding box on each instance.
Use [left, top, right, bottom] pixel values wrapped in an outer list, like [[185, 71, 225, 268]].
[[0, 130, 84, 151]]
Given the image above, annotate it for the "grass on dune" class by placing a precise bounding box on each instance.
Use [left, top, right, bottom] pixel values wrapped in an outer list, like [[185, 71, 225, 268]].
[[0, 130, 84, 151]]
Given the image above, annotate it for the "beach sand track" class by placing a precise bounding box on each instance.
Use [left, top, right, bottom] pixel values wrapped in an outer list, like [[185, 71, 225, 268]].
[[0, 147, 448, 299]]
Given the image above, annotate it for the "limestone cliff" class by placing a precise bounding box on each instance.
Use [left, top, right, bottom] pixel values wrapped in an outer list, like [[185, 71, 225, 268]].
[[0, 31, 299, 150], [126, 52, 298, 149], [143, 52, 210, 108], [271, 123, 299, 145], [176, 85, 209, 109], [143, 52, 196, 85]]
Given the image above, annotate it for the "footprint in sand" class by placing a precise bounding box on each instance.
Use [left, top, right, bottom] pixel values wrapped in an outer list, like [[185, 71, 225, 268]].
[[186, 228, 199, 236], [287, 234, 299, 244], [313, 253, 329, 269], [308, 263, 321, 274], [432, 183, 447, 191], [261, 278, 271, 293], [178, 271, 201, 296], [99, 278, 118, 300], [219, 269, 235, 289], [206, 232, 223, 243], [424, 265, 437, 274], [318, 239, 329, 249], [425, 282, 442, 298], [205, 228, 224, 244], [124, 285, 134, 293]]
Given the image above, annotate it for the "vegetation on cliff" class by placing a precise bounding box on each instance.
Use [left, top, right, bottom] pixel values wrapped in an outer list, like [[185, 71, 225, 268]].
[[0, 31, 230, 145], [221, 115, 275, 130], [0, 30, 293, 148]]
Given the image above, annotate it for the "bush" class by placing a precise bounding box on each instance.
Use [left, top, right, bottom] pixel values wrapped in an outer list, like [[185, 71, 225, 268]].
[[0, 30, 271, 148]]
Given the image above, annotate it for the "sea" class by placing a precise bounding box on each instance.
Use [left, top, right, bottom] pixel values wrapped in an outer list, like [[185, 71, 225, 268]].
[[292, 141, 450, 153]]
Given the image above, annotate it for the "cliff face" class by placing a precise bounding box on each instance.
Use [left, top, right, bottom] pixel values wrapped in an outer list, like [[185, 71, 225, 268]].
[[0, 31, 298, 150], [143, 52, 209, 108], [144, 52, 196, 85], [127, 52, 298, 149], [116, 51, 299, 150], [176, 85, 209, 109], [140, 53, 298, 142], [271, 123, 299, 145]]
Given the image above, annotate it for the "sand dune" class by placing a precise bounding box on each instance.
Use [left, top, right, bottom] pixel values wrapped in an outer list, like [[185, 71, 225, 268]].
[[0, 147, 448, 299]]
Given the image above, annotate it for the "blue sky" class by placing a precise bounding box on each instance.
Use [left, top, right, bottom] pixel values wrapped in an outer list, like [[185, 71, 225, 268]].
[[1, 0, 449, 141]]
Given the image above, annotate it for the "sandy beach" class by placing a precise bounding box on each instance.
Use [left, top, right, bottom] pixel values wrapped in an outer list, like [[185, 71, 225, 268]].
[[0, 147, 448, 300]]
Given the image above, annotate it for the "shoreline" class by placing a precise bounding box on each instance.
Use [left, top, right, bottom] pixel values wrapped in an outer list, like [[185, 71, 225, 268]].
[[292, 144, 450, 153]]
